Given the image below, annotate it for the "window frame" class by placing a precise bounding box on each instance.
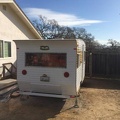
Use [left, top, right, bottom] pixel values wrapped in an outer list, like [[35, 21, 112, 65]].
[[0, 40, 11, 58], [25, 53, 67, 68], [0, 40, 3, 58]]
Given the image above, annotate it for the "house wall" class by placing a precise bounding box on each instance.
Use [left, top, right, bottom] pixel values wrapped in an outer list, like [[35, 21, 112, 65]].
[[0, 3, 40, 74]]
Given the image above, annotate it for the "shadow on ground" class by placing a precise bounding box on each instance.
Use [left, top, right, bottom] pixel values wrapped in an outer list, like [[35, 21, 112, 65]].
[[0, 96, 66, 120], [82, 78, 120, 90]]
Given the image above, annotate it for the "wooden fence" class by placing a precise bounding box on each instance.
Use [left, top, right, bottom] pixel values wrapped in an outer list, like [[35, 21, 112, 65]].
[[85, 52, 120, 79]]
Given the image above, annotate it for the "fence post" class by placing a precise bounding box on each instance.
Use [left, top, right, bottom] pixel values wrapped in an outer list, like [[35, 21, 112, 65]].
[[2, 64, 5, 79], [89, 52, 92, 78], [106, 53, 109, 77]]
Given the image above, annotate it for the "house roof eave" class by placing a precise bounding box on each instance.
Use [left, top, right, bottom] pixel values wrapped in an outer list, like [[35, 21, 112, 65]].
[[0, 0, 42, 39]]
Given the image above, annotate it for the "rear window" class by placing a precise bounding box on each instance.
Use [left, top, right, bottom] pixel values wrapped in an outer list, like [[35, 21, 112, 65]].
[[25, 53, 66, 68]]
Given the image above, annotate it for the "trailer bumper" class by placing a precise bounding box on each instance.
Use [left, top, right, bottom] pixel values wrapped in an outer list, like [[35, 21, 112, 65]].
[[19, 91, 70, 98]]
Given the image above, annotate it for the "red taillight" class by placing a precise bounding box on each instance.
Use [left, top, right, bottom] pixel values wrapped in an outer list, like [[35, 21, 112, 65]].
[[64, 72, 69, 78], [70, 95, 75, 98], [22, 70, 27, 75], [74, 48, 77, 50]]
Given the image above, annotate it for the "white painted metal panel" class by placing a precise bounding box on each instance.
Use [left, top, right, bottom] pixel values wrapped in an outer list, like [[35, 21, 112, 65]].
[[14, 39, 85, 98], [76, 40, 86, 92]]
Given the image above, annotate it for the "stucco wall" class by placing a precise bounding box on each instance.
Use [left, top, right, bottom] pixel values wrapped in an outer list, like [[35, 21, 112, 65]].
[[0, 3, 40, 70]]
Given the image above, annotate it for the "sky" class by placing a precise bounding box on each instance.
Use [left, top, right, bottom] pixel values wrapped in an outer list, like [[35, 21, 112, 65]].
[[16, 0, 120, 45]]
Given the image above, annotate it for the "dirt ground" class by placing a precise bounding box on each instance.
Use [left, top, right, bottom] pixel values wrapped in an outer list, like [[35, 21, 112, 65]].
[[0, 78, 120, 120]]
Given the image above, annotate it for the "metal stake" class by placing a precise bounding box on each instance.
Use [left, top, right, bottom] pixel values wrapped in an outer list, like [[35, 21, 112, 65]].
[[74, 96, 79, 108]]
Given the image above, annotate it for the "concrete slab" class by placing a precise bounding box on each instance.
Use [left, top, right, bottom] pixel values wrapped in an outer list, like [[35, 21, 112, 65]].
[[0, 79, 17, 90]]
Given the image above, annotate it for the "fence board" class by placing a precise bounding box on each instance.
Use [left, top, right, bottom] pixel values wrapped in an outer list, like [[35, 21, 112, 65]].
[[85, 52, 120, 78]]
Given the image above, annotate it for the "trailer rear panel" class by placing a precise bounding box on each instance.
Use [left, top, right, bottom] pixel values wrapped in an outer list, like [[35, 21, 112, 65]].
[[15, 40, 79, 98]]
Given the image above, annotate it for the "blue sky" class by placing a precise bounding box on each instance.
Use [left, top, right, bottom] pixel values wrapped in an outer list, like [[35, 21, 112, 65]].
[[16, 0, 120, 45]]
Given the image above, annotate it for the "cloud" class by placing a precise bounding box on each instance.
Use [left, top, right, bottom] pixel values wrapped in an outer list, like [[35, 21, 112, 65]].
[[23, 8, 103, 27]]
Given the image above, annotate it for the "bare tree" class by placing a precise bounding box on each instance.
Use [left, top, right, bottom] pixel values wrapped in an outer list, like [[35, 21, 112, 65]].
[[32, 15, 103, 52], [32, 15, 75, 39], [107, 39, 120, 47]]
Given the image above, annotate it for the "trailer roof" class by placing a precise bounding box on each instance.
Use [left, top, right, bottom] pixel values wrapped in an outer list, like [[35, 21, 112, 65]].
[[14, 39, 84, 41]]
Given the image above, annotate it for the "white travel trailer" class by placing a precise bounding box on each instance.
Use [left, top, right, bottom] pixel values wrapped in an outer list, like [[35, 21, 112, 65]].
[[14, 39, 86, 99]]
